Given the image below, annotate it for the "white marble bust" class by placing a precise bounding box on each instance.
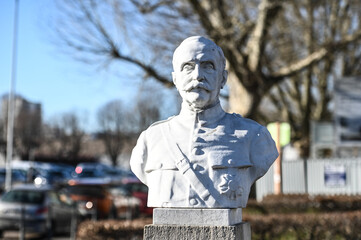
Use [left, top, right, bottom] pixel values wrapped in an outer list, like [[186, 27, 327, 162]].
[[130, 36, 278, 208]]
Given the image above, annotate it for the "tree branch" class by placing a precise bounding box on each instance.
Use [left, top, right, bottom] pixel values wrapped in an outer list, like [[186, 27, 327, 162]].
[[270, 30, 361, 81], [246, 0, 282, 71], [271, 47, 327, 80], [130, 0, 175, 13], [112, 51, 173, 88]]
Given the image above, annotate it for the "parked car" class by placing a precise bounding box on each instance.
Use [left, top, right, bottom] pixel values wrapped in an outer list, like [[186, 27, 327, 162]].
[[65, 178, 141, 220], [108, 185, 141, 219], [73, 162, 109, 180], [122, 177, 153, 216], [102, 167, 131, 183], [65, 178, 115, 220], [32, 168, 72, 186], [73, 162, 131, 183], [0, 168, 27, 194], [0, 184, 79, 238]]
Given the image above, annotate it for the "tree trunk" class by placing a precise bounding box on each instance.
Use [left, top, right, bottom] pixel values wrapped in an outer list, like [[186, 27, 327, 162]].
[[227, 69, 253, 116]]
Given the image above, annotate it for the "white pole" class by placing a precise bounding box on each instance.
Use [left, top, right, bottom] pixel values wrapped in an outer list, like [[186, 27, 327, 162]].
[[273, 122, 282, 194], [5, 0, 20, 191]]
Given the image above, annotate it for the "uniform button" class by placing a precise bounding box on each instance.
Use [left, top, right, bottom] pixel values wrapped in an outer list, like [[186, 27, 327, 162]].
[[228, 159, 234, 165], [189, 198, 198, 205], [192, 148, 204, 155], [193, 163, 200, 171], [199, 120, 206, 126], [193, 137, 205, 143]]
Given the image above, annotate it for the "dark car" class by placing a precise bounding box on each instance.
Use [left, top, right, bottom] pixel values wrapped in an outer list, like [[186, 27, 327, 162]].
[[33, 168, 72, 186], [0, 184, 79, 238], [73, 162, 128, 183], [108, 185, 141, 219], [122, 177, 153, 216], [0, 168, 27, 193], [65, 178, 140, 220], [73, 163, 108, 179]]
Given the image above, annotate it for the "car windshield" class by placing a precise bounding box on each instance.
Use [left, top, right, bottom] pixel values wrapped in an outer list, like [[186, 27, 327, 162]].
[[43, 170, 65, 179], [0, 169, 26, 181], [126, 183, 148, 193], [76, 170, 104, 178], [66, 185, 106, 198], [1, 190, 45, 204]]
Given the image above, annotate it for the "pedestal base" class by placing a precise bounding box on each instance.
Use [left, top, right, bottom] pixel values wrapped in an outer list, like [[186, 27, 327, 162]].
[[144, 222, 251, 240], [153, 208, 242, 226]]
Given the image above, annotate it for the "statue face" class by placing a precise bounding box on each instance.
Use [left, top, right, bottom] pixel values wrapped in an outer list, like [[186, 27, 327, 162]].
[[172, 39, 227, 110]]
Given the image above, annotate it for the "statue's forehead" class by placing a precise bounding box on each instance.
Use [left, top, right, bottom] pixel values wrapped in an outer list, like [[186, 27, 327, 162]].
[[175, 41, 218, 63]]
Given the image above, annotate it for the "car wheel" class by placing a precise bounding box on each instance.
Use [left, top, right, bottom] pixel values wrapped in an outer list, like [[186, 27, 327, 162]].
[[109, 204, 118, 219], [134, 205, 140, 219], [45, 220, 54, 239]]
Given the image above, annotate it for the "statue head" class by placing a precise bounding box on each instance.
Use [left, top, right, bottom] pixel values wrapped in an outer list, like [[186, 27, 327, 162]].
[[172, 36, 228, 111]]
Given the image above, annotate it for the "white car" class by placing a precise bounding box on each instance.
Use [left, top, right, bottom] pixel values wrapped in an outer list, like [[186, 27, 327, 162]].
[[0, 184, 79, 238]]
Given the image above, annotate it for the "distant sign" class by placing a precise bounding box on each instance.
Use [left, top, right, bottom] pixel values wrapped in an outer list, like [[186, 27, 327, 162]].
[[334, 77, 361, 145], [324, 164, 346, 187], [267, 122, 291, 147]]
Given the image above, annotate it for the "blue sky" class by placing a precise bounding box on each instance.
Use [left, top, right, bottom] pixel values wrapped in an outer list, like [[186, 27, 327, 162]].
[[0, 0, 165, 132]]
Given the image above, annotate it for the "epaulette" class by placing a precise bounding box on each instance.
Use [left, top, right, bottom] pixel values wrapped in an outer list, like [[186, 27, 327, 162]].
[[148, 115, 175, 128], [232, 113, 264, 129], [232, 113, 243, 118]]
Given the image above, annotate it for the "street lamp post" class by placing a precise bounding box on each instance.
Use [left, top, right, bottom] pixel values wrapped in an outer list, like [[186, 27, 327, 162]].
[[5, 0, 20, 191]]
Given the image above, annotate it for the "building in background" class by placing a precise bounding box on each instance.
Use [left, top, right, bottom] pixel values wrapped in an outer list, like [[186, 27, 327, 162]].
[[0, 94, 42, 161], [1, 94, 42, 134]]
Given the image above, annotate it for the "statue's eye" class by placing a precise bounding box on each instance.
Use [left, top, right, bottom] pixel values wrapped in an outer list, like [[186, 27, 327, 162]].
[[182, 63, 194, 71], [201, 61, 215, 70]]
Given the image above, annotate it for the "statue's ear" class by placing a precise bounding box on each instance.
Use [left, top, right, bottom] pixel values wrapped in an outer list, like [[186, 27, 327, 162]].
[[221, 70, 228, 89]]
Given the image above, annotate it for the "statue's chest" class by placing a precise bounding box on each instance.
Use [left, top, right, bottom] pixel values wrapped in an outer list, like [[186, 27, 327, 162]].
[[179, 125, 252, 168], [146, 121, 253, 172]]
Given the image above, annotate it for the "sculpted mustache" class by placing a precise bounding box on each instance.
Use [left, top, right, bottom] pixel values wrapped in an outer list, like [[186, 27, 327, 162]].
[[183, 80, 215, 92]]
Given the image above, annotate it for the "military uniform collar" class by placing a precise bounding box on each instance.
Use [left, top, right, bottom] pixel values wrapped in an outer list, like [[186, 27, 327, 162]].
[[178, 101, 226, 126]]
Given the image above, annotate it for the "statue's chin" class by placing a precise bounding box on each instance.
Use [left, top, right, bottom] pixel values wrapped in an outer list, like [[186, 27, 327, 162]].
[[181, 88, 220, 111], [185, 94, 211, 111]]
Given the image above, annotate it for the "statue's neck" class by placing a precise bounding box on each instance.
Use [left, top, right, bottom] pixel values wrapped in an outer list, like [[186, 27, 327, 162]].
[[178, 100, 225, 125]]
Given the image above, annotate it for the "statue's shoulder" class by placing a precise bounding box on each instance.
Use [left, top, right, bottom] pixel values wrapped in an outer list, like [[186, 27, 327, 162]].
[[228, 113, 264, 131], [139, 116, 176, 144], [145, 116, 175, 132]]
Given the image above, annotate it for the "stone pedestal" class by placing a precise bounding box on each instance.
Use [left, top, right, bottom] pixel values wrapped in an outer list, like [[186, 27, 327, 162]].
[[144, 222, 251, 240], [153, 208, 243, 226], [144, 208, 251, 240]]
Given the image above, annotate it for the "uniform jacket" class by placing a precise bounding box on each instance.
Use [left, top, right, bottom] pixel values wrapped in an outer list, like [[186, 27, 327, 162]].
[[130, 102, 278, 208]]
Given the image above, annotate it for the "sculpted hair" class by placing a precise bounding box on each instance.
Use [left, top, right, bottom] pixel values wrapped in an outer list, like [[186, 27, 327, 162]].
[[172, 36, 226, 71]]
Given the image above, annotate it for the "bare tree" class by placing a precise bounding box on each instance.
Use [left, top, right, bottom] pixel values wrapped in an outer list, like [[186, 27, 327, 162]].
[[14, 109, 42, 160], [48, 0, 361, 156], [97, 100, 128, 166], [97, 91, 162, 166], [133, 83, 162, 132], [259, 0, 361, 155], [46, 112, 85, 159]]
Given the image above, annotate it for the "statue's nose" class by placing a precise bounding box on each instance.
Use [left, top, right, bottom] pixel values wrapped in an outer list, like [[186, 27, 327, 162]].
[[192, 64, 204, 81]]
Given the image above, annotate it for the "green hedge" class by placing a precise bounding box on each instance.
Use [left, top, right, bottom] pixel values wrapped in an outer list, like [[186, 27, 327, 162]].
[[76, 195, 361, 240], [76, 218, 152, 240], [246, 211, 361, 240], [246, 194, 361, 214], [77, 212, 361, 240]]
